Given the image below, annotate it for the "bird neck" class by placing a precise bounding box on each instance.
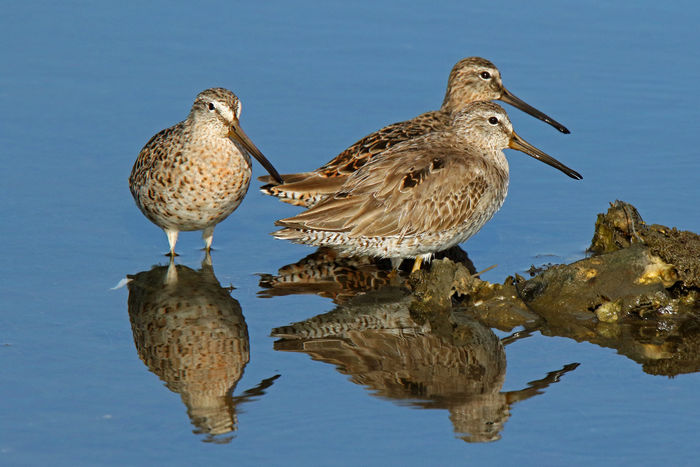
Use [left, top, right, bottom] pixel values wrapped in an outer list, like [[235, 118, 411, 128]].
[[441, 80, 480, 115]]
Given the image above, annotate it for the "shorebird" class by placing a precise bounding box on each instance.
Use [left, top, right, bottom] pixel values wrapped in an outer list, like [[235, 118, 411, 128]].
[[129, 87, 282, 255], [273, 101, 581, 272], [259, 57, 569, 207]]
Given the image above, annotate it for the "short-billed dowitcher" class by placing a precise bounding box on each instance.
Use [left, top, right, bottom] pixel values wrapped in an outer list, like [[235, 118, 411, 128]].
[[259, 57, 569, 207], [129, 87, 282, 255], [273, 101, 581, 272]]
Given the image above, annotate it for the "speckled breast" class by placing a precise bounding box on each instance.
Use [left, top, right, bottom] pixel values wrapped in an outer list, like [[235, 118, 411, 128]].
[[138, 142, 253, 232]]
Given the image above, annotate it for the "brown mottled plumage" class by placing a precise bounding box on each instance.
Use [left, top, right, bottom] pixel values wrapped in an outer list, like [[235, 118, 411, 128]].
[[259, 57, 570, 207], [273, 102, 581, 272], [129, 87, 282, 255]]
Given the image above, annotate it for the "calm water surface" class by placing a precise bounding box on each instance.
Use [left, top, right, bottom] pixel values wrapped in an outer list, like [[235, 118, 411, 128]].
[[2, 1, 700, 465]]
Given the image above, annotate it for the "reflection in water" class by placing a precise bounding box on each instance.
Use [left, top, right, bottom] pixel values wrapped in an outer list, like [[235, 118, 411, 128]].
[[271, 290, 577, 442], [127, 255, 278, 443], [259, 246, 477, 304]]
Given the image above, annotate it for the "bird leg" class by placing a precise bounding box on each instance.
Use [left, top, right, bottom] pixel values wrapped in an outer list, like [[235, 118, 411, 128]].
[[202, 226, 215, 251], [165, 229, 179, 256], [411, 257, 423, 273]]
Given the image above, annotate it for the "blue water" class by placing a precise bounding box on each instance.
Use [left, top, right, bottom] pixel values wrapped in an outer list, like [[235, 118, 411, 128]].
[[2, 1, 700, 465]]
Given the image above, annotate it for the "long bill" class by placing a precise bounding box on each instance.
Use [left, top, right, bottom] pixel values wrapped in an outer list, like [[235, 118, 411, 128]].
[[509, 131, 582, 180], [228, 119, 283, 184], [500, 88, 570, 135]]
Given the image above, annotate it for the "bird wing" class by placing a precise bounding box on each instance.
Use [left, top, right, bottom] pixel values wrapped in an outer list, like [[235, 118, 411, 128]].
[[259, 110, 449, 185], [128, 124, 184, 192], [316, 110, 449, 177], [275, 137, 501, 239]]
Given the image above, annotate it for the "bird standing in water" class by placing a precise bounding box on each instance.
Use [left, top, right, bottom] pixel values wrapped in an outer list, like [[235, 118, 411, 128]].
[[273, 102, 581, 272], [259, 57, 570, 207], [130, 87, 282, 256]]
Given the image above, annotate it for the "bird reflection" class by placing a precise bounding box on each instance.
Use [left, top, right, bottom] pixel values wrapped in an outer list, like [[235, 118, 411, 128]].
[[259, 245, 477, 304], [271, 289, 577, 442], [127, 254, 278, 443]]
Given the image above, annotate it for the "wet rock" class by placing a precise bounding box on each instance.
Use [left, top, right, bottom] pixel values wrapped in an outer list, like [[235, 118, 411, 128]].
[[520, 243, 678, 321], [407, 259, 470, 313], [589, 200, 646, 253], [526, 263, 556, 277], [407, 258, 500, 315], [596, 298, 623, 323], [403, 200, 700, 376], [409, 201, 696, 323], [591, 200, 700, 289]]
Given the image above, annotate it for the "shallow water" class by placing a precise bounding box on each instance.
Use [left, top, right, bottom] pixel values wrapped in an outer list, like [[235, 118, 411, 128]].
[[2, 1, 700, 465]]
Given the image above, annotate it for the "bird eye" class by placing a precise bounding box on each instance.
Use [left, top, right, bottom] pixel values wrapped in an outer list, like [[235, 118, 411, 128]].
[[208, 102, 216, 111], [480, 71, 491, 80], [488, 116, 499, 125]]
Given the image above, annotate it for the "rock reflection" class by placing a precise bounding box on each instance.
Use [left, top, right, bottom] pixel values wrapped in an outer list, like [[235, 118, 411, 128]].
[[271, 289, 577, 442], [127, 255, 278, 443], [259, 246, 476, 304]]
